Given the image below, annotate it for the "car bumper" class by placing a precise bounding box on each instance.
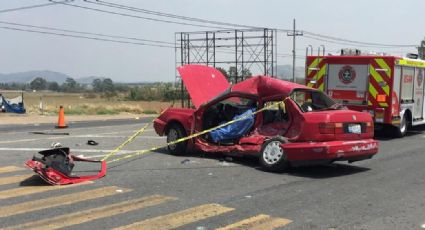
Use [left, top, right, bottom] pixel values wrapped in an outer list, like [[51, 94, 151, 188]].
[[153, 119, 167, 136], [283, 139, 378, 164]]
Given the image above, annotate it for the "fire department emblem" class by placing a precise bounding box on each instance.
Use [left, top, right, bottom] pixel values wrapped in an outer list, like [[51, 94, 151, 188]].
[[417, 69, 423, 87], [338, 65, 356, 84]]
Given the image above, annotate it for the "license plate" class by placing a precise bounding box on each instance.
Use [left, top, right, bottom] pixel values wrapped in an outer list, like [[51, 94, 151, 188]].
[[348, 124, 361, 134]]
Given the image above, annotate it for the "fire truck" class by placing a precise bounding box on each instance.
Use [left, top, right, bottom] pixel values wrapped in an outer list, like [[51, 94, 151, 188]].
[[306, 51, 425, 137]]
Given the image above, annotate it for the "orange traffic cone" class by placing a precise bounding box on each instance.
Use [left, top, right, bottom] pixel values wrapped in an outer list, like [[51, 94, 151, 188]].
[[56, 106, 68, 129]]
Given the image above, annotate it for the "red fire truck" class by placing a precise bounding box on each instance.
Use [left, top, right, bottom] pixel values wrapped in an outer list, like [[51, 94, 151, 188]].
[[306, 52, 425, 137]]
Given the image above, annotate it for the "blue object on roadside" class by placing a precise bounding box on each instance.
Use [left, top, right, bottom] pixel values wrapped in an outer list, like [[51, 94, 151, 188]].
[[210, 108, 255, 142], [2, 97, 26, 113]]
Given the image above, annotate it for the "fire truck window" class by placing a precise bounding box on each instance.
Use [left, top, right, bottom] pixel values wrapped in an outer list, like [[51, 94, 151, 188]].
[[401, 67, 414, 102]]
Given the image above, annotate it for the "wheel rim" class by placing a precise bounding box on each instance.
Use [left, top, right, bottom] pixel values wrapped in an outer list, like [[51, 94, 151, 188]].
[[167, 128, 179, 150], [262, 141, 284, 165], [400, 116, 406, 133]]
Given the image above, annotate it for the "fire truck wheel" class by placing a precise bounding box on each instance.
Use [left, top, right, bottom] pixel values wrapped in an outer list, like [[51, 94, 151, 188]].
[[394, 115, 407, 138], [166, 124, 187, 155], [259, 137, 289, 172]]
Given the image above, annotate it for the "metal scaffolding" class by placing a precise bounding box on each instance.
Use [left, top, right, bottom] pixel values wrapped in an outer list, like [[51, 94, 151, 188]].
[[175, 28, 277, 107]]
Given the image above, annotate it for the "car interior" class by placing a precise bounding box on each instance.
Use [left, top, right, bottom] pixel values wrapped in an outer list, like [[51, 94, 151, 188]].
[[201, 97, 256, 144]]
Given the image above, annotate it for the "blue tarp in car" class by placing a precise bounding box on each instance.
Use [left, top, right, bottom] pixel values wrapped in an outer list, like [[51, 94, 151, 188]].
[[210, 108, 255, 142]]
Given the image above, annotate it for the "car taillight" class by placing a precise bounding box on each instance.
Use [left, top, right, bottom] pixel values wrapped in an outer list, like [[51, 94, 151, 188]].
[[319, 122, 343, 134], [366, 122, 374, 133]]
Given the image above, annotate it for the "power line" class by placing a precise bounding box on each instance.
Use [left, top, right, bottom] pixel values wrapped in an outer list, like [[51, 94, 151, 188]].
[[0, 26, 175, 48], [0, 20, 174, 45], [54, 1, 414, 49], [49, 0, 232, 30], [86, 0, 261, 29], [0, 0, 70, 14], [304, 31, 416, 48], [303, 35, 417, 49]]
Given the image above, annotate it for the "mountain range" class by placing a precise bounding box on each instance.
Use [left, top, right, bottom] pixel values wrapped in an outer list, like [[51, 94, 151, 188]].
[[0, 71, 105, 84], [0, 65, 305, 84]]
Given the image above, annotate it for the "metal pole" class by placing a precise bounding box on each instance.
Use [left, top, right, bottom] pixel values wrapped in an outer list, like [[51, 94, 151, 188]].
[[180, 33, 184, 108], [287, 19, 303, 83], [292, 20, 296, 83]]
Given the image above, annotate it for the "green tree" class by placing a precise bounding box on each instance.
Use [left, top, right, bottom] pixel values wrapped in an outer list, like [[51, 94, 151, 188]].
[[62, 77, 78, 92], [47, 81, 60, 91], [92, 78, 103, 92], [102, 78, 114, 93], [242, 68, 252, 78], [29, 77, 47, 90]]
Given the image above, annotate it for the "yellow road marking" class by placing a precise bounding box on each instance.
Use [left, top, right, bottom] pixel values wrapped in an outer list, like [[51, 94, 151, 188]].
[[0, 181, 92, 200], [216, 214, 292, 230], [4, 195, 176, 230], [114, 203, 234, 230], [0, 166, 23, 174], [0, 186, 131, 218], [0, 174, 34, 186]]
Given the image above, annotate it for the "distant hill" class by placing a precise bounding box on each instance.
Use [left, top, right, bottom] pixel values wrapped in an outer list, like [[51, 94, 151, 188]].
[[276, 65, 305, 82], [0, 71, 105, 85], [0, 70, 70, 84]]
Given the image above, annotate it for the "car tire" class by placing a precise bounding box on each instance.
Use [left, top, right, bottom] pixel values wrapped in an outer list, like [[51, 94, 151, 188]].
[[393, 115, 407, 138], [259, 137, 289, 172], [167, 124, 188, 155]]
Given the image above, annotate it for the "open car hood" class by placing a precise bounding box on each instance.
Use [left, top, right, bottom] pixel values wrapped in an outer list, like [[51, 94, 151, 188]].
[[177, 65, 230, 108]]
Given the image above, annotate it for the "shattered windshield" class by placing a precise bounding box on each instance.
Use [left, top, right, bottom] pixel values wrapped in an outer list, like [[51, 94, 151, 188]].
[[290, 89, 337, 112]]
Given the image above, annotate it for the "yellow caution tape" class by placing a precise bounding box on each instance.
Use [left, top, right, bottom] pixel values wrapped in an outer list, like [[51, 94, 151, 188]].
[[106, 99, 288, 164], [102, 110, 166, 161]]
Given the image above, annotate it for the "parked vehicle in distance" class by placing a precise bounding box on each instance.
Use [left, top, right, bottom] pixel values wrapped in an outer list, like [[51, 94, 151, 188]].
[[154, 64, 378, 172]]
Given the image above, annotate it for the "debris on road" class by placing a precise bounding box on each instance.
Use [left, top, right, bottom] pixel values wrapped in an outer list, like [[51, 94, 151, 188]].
[[87, 140, 99, 146], [29, 131, 70, 135], [25, 147, 106, 185]]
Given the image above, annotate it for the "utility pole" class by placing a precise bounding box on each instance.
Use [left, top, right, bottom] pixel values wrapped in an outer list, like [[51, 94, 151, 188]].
[[287, 19, 303, 83]]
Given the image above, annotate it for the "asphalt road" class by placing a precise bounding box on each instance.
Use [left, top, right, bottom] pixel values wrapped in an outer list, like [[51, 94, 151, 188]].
[[0, 120, 425, 230]]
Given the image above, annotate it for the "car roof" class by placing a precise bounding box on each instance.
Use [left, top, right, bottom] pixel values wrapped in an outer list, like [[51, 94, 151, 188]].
[[231, 75, 311, 99]]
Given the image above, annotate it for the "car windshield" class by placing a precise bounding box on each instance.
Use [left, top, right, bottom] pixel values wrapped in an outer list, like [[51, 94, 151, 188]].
[[290, 89, 337, 112]]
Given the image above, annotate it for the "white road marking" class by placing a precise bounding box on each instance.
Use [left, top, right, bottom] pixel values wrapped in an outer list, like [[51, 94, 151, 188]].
[[0, 147, 162, 159], [1, 123, 151, 135], [0, 133, 164, 144], [0, 147, 134, 154]]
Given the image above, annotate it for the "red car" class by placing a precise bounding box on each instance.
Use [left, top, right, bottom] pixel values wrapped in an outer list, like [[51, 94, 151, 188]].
[[154, 65, 378, 172]]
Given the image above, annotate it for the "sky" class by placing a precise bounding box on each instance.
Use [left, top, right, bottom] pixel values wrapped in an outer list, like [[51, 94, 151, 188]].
[[0, 0, 424, 82]]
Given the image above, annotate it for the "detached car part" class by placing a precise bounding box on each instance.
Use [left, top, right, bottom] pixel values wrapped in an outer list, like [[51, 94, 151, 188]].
[[25, 147, 106, 185]]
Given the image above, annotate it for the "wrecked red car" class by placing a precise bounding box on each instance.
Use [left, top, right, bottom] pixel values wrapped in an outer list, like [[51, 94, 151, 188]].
[[154, 64, 378, 171]]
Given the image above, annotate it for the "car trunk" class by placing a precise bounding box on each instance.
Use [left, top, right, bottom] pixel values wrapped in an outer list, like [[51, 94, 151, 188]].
[[308, 110, 373, 141], [286, 100, 374, 142]]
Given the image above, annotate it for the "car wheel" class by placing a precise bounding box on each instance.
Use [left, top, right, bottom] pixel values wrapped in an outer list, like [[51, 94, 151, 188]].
[[259, 137, 289, 172], [167, 124, 188, 155], [394, 115, 407, 138]]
